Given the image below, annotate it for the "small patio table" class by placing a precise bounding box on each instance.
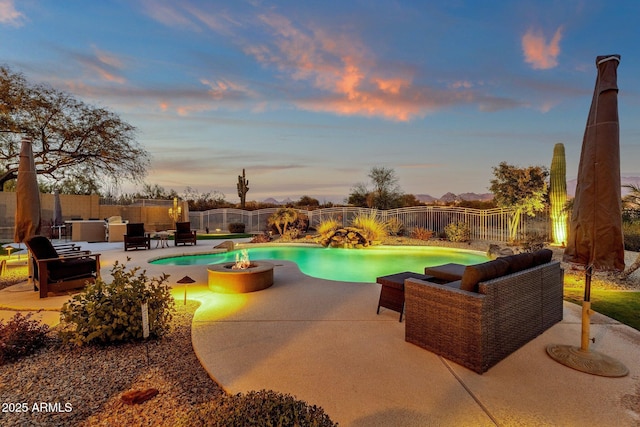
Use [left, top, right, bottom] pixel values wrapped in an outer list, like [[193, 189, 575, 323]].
[[153, 231, 170, 248], [376, 271, 434, 322]]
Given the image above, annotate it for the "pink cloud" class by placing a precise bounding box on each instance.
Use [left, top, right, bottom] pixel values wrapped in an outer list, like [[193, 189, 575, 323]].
[[522, 26, 563, 70], [245, 13, 446, 121], [140, 0, 199, 31], [88, 46, 127, 84], [0, 0, 24, 26], [375, 78, 410, 95]]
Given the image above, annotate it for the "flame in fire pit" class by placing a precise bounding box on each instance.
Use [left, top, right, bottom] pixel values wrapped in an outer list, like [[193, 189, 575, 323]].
[[232, 249, 251, 269]]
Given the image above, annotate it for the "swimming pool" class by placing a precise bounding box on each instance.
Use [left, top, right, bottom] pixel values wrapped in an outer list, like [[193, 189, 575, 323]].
[[150, 245, 487, 283]]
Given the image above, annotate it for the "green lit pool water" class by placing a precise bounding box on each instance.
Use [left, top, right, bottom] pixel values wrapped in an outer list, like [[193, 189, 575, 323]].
[[150, 245, 487, 283]]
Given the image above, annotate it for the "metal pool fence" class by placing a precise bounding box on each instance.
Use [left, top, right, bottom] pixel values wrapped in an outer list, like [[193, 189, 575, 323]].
[[189, 206, 551, 243]]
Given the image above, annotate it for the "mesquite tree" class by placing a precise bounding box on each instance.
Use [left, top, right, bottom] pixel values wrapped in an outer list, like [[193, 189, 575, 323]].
[[489, 162, 548, 241], [549, 143, 568, 246], [0, 66, 149, 190]]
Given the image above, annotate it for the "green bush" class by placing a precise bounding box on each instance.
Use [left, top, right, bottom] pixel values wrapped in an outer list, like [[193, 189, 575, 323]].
[[0, 312, 49, 365], [180, 389, 338, 427], [410, 227, 433, 241], [59, 261, 175, 346], [228, 222, 246, 233], [444, 221, 470, 242], [623, 221, 640, 251]]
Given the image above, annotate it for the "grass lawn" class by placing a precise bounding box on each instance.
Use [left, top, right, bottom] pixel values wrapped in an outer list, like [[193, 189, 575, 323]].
[[192, 233, 253, 240], [564, 288, 640, 332]]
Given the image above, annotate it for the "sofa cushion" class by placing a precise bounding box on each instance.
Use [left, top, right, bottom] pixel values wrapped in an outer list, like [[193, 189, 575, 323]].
[[500, 252, 535, 274], [424, 263, 466, 282], [533, 249, 553, 265], [460, 258, 510, 292]]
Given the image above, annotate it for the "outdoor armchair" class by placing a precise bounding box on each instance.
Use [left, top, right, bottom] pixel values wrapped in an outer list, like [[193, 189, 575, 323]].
[[25, 235, 101, 298], [174, 222, 197, 246], [124, 223, 151, 251]]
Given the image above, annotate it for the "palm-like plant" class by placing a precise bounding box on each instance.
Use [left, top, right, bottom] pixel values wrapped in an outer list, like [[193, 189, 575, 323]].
[[267, 208, 299, 235]]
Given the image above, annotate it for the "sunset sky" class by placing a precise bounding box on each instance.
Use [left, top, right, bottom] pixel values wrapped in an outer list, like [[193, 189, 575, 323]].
[[1, 0, 639, 203]]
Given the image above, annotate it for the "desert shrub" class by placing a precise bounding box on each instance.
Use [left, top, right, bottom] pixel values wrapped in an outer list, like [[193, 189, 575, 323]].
[[250, 232, 272, 243], [292, 212, 310, 233], [351, 212, 388, 242], [0, 313, 49, 365], [386, 217, 405, 236], [280, 228, 301, 241], [623, 221, 640, 251], [228, 222, 246, 233], [517, 231, 547, 252], [316, 218, 340, 236], [179, 389, 338, 427], [444, 221, 470, 242], [410, 227, 434, 241], [59, 261, 175, 346]]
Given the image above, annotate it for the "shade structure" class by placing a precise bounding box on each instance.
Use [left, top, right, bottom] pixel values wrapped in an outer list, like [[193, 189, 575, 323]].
[[14, 136, 41, 242], [548, 55, 628, 377]]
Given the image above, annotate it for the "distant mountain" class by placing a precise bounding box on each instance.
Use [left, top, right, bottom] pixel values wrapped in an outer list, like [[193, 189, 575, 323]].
[[263, 191, 495, 206], [262, 197, 281, 205], [415, 192, 493, 204], [458, 192, 494, 201], [415, 194, 438, 203], [567, 176, 640, 197], [439, 192, 458, 203]]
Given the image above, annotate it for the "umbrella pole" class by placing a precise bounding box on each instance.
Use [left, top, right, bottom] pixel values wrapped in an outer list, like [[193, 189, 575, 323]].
[[580, 265, 593, 351], [547, 264, 628, 376]]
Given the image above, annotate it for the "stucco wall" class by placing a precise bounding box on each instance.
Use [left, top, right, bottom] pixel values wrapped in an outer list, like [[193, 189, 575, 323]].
[[0, 192, 188, 240]]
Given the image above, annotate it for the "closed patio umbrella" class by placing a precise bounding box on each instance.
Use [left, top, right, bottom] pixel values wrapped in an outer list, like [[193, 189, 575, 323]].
[[547, 55, 628, 376], [14, 136, 41, 242], [13, 136, 41, 291], [52, 189, 63, 238]]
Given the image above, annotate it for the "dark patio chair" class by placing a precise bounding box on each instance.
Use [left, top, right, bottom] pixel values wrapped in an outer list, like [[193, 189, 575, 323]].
[[124, 223, 151, 251], [24, 235, 101, 298], [174, 222, 197, 246]]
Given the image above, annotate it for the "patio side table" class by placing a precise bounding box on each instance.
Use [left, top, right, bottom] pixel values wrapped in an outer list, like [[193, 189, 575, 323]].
[[376, 271, 434, 322], [154, 231, 170, 248]]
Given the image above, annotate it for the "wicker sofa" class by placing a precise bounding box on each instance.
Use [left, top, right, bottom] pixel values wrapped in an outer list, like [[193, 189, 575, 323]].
[[404, 250, 564, 374]]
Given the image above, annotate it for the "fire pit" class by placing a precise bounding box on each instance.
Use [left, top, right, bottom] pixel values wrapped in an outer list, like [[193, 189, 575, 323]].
[[207, 250, 274, 293]]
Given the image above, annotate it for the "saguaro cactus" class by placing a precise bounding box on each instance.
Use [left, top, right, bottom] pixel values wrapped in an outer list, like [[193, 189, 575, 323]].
[[237, 168, 249, 209], [550, 143, 567, 246]]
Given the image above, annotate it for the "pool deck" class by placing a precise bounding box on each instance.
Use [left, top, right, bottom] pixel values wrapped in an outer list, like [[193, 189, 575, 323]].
[[2, 240, 639, 426]]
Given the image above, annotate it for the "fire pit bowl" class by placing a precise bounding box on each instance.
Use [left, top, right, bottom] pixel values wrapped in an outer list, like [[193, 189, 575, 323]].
[[207, 261, 275, 293]]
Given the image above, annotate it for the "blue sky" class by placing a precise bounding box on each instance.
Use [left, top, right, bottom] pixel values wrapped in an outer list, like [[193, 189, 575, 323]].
[[1, 0, 639, 203]]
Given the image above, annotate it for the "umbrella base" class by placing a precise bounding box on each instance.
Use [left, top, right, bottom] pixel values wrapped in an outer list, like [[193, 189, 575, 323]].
[[546, 343, 628, 377]]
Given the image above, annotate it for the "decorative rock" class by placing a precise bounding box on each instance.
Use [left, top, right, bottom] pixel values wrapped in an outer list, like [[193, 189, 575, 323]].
[[214, 240, 235, 251], [487, 244, 515, 259], [121, 388, 159, 405]]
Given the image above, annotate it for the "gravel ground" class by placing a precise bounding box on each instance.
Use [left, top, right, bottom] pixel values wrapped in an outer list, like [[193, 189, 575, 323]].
[[0, 301, 224, 427]]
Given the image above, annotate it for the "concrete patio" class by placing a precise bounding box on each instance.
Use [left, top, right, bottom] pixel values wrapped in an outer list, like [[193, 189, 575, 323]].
[[1, 240, 639, 426]]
